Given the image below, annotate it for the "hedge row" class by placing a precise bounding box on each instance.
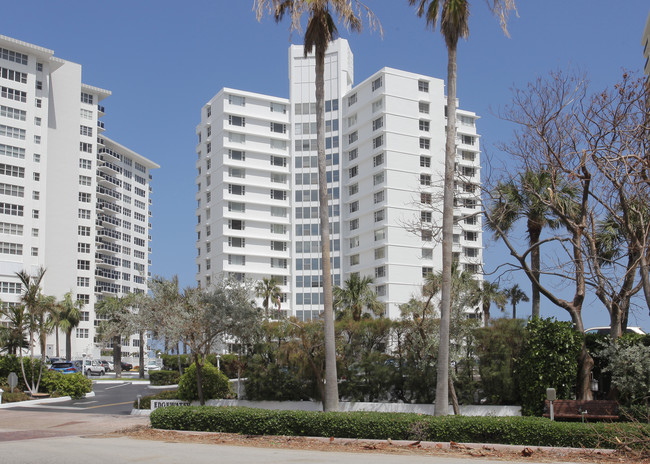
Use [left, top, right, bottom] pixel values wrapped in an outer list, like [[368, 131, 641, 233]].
[[150, 406, 650, 449], [149, 370, 181, 386]]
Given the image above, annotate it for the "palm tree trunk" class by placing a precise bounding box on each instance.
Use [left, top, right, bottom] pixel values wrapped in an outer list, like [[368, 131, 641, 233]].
[[435, 40, 457, 417], [139, 330, 145, 379], [113, 337, 122, 378], [315, 43, 338, 413], [65, 330, 72, 361], [55, 324, 60, 358], [529, 226, 542, 318], [512, 302, 517, 320]]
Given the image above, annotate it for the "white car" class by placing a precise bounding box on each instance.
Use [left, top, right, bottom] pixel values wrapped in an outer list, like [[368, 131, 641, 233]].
[[144, 360, 162, 371], [584, 326, 646, 335], [80, 359, 105, 376]]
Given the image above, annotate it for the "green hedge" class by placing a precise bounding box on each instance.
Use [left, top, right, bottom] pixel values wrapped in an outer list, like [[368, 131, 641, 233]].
[[150, 406, 650, 449], [149, 370, 181, 386]]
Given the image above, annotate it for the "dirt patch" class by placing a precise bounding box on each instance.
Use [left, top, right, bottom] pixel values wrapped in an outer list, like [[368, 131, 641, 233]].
[[107, 425, 648, 463]]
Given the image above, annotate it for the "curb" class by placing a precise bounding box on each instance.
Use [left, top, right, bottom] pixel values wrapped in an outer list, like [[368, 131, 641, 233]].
[[0, 391, 96, 409]]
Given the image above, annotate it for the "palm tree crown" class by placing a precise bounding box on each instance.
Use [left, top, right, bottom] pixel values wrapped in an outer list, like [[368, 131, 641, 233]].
[[334, 274, 383, 321], [505, 283, 529, 319], [256, 278, 282, 318]]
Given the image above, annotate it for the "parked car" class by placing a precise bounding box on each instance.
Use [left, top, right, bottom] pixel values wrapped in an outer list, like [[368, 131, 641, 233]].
[[120, 362, 133, 371], [144, 360, 161, 372], [48, 361, 81, 375], [99, 360, 114, 372], [79, 359, 105, 376], [584, 326, 646, 336]]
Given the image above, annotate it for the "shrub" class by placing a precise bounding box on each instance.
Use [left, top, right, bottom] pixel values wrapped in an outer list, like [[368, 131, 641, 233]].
[[149, 370, 181, 386], [149, 406, 650, 449], [134, 389, 179, 409], [161, 354, 191, 372], [600, 342, 650, 407], [41, 372, 92, 399], [516, 317, 581, 416], [244, 353, 312, 401], [177, 361, 231, 402]]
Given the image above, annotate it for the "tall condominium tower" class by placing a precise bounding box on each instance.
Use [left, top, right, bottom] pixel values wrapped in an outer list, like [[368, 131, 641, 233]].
[[0, 35, 159, 360], [195, 39, 481, 321]]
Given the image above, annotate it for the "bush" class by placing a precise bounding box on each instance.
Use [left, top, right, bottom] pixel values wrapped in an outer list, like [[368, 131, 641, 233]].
[[150, 406, 650, 449], [244, 353, 312, 401], [161, 354, 191, 372], [516, 318, 581, 416], [40, 372, 92, 399], [134, 389, 179, 409], [177, 361, 231, 402], [1, 391, 30, 402], [149, 370, 181, 386]]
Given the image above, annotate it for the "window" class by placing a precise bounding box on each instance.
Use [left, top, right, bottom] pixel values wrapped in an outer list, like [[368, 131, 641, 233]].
[[422, 267, 433, 278], [270, 122, 286, 133], [464, 247, 480, 258], [271, 240, 286, 251], [0, 183, 23, 197], [228, 167, 245, 178], [77, 277, 90, 287], [347, 93, 357, 106], [80, 125, 93, 137], [229, 94, 245, 106], [349, 219, 359, 231], [271, 189, 286, 200], [270, 258, 287, 268], [420, 174, 431, 186], [0, 222, 22, 235], [0, 143, 25, 159], [228, 201, 245, 213], [79, 175, 92, 186], [0, 105, 26, 121], [228, 254, 246, 266], [420, 138, 430, 149], [465, 215, 477, 225], [228, 115, 245, 126], [77, 260, 90, 270], [228, 149, 245, 161], [419, 102, 430, 114], [1, 67, 27, 83], [271, 206, 286, 217], [375, 266, 386, 278], [348, 166, 358, 179], [374, 229, 386, 241], [229, 219, 244, 230], [32, 172, 40, 181], [0, 281, 22, 294], [372, 117, 383, 131], [349, 236, 359, 248], [422, 248, 433, 259], [0, 124, 25, 140], [76, 328, 89, 338], [373, 135, 383, 149], [419, 120, 430, 132], [80, 108, 93, 120], [270, 223, 285, 234], [349, 254, 360, 266], [347, 114, 357, 128], [421, 211, 432, 223], [422, 230, 433, 241], [34, 117, 41, 126], [228, 184, 245, 195], [77, 242, 90, 253], [372, 99, 383, 113], [33, 153, 40, 163], [78, 192, 91, 203], [464, 263, 480, 274], [78, 225, 90, 236], [461, 166, 476, 177], [463, 198, 477, 209], [371, 76, 383, 91], [348, 131, 358, 144], [0, 202, 23, 216], [462, 151, 476, 162], [420, 156, 431, 167], [228, 132, 245, 143], [374, 247, 385, 260], [373, 172, 384, 185], [271, 173, 287, 184], [0, 242, 22, 255], [270, 155, 286, 167], [81, 92, 94, 104], [461, 135, 475, 145], [418, 80, 429, 92], [78, 209, 91, 219], [349, 200, 359, 213], [373, 153, 384, 167], [1, 87, 27, 103], [464, 231, 478, 241], [348, 183, 358, 196], [374, 209, 385, 222], [270, 102, 285, 113], [80, 142, 93, 153], [374, 190, 384, 204]]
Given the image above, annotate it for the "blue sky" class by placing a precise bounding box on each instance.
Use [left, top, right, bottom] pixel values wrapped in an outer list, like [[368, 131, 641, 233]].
[[2, 1, 649, 331]]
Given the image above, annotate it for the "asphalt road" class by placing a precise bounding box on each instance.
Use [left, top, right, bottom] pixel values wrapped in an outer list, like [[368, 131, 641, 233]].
[[8, 380, 160, 415]]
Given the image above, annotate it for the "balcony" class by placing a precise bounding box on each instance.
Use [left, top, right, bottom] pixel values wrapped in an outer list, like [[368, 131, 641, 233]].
[[95, 267, 121, 281], [97, 105, 105, 115], [97, 229, 122, 241], [96, 185, 121, 201], [95, 253, 121, 267], [98, 171, 121, 187], [97, 200, 121, 214], [96, 240, 121, 253], [95, 282, 120, 295]]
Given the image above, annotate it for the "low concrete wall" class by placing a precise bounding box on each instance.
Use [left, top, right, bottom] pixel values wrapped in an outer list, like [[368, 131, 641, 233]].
[[205, 399, 521, 417]]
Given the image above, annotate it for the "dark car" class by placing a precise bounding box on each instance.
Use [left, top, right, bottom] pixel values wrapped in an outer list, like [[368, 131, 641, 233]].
[[49, 361, 81, 375], [120, 362, 133, 371]]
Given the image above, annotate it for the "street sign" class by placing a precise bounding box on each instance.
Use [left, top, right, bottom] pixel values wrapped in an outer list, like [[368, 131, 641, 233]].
[[8, 372, 18, 392]]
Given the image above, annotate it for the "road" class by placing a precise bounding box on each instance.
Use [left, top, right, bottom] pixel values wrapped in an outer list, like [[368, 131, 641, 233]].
[[7, 380, 159, 415]]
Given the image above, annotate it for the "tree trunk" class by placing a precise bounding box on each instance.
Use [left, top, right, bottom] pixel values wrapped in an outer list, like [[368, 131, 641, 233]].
[[435, 40, 457, 417], [65, 330, 72, 361], [512, 302, 517, 320], [449, 376, 460, 415], [113, 337, 122, 378], [529, 225, 542, 318], [315, 43, 338, 412], [194, 353, 205, 406], [55, 324, 60, 358], [139, 330, 145, 379], [639, 254, 650, 318]]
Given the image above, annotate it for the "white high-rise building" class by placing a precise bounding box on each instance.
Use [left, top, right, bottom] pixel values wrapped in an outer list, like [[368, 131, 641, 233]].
[[0, 35, 159, 360], [195, 39, 481, 320]]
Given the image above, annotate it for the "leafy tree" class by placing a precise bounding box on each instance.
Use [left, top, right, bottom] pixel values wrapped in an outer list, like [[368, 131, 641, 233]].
[[256, 277, 282, 318], [0, 303, 28, 355], [333, 274, 383, 321], [600, 338, 650, 408], [255, 0, 380, 412], [470, 280, 506, 327], [96, 293, 139, 378], [516, 317, 581, 416], [409, 0, 516, 415], [56, 292, 83, 361], [504, 284, 529, 320], [177, 361, 231, 402], [474, 318, 525, 404]]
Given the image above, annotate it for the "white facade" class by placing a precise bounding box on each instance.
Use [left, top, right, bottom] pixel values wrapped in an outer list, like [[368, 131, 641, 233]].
[[0, 35, 159, 360], [195, 39, 482, 320]]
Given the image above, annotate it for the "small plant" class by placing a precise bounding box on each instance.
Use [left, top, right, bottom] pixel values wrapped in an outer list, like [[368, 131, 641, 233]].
[[177, 361, 231, 402]]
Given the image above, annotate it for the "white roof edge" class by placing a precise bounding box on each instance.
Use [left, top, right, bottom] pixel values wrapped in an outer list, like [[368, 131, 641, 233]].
[[0, 34, 54, 59], [101, 135, 160, 169], [81, 83, 112, 100]]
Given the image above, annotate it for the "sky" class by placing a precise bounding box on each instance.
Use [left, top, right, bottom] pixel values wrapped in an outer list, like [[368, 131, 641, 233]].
[[1, 1, 649, 331]]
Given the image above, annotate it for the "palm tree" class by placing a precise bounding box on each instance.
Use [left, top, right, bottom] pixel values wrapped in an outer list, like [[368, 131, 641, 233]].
[[333, 274, 383, 321], [471, 280, 506, 327], [255, 0, 380, 412], [256, 277, 282, 318], [505, 284, 529, 319], [489, 170, 563, 319], [0, 303, 29, 355], [409, 0, 516, 416], [57, 292, 83, 361]]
